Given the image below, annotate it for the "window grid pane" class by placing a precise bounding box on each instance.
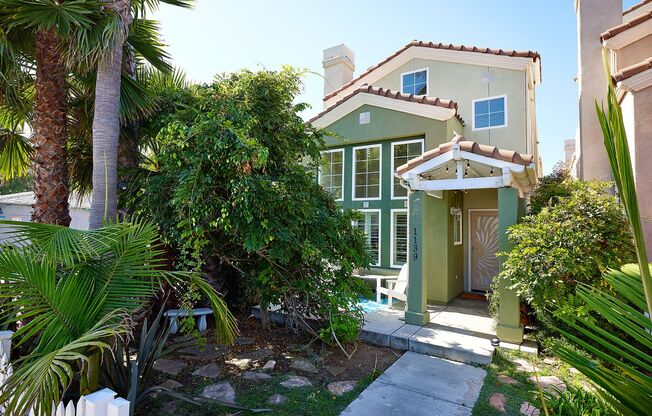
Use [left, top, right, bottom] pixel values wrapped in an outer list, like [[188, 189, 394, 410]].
[[474, 97, 506, 129], [319, 150, 344, 199], [354, 146, 381, 199], [393, 141, 423, 198], [393, 211, 408, 266], [402, 70, 427, 96], [355, 211, 380, 265]]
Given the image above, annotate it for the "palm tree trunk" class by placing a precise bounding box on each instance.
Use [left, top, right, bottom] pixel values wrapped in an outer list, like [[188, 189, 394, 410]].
[[89, 0, 132, 229], [31, 29, 71, 226]]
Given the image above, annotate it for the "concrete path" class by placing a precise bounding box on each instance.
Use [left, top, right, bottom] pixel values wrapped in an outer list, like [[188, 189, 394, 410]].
[[341, 351, 486, 416]]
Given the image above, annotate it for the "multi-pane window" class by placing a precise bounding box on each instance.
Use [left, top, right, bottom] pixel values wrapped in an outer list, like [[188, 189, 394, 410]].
[[392, 140, 424, 198], [319, 149, 344, 200], [353, 145, 381, 200], [473, 95, 507, 130], [354, 210, 381, 266], [391, 210, 408, 267], [451, 207, 462, 245], [402, 69, 428, 95]]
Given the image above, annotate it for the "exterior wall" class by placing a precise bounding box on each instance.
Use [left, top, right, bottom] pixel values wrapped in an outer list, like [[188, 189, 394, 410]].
[[575, 0, 623, 181], [0, 204, 90, 242], [616, 34, 652, 69], [323, 105, 459, 272], [373, 59, 531, 155]]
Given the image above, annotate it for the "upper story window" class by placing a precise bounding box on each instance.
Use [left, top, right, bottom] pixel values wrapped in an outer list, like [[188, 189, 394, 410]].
[[401, 69, 428, 95], [391, 139, 424, 199], [319, 149, 344, 200], [353, 144, 381, 200], [473, 95, 507, 130]]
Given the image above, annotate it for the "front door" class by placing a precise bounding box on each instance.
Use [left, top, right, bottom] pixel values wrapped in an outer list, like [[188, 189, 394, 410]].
[[470, 210, 499, 292]]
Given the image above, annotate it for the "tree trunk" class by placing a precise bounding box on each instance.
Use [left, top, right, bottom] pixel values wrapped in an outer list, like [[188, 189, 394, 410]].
[[31, 29, 71, 226], [89, 0, 132, 229]]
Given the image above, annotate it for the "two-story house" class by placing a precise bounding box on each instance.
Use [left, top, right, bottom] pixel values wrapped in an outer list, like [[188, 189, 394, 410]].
[[309, 41, 541, 343]]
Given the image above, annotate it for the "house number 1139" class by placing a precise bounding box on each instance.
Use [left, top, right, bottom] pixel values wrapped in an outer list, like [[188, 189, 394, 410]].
[[412, 227, 418, 261]]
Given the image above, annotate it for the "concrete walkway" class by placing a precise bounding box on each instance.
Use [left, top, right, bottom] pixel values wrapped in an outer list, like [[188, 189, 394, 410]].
[[341, 351, 486, 416]]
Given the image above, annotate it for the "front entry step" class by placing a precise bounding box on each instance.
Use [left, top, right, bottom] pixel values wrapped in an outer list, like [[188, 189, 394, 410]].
[[361, 299, 496, 365]]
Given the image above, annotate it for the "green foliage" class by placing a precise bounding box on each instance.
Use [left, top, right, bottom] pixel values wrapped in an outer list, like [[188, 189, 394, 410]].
[[127, 68, 370, 343], [491, 180, 635, 327], [0, 171, 32, 193], [528, 161, 572, 215], [542, 383, 611, 416], [0, 220, 235, 415]]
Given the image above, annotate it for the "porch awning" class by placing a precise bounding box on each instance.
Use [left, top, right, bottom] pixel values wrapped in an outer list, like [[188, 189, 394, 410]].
[[395, 134, 536, 196]]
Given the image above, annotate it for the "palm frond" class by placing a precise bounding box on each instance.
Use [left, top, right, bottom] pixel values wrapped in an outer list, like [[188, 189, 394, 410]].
[[127, 18, 171, 73]]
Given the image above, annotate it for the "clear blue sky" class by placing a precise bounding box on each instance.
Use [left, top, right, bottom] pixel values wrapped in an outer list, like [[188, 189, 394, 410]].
[[153, 0, 640, 174]]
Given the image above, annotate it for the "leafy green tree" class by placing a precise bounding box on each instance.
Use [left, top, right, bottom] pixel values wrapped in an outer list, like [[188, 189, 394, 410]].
[[492, 180, 635, 327], [127, 68, 370, 343], [528, 161, 572, 215], [0, 220, 235, 415]]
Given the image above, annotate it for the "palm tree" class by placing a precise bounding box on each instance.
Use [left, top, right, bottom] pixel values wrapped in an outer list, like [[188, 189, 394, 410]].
[[89, 0, 193, 228], [0, 219, 236, 415]]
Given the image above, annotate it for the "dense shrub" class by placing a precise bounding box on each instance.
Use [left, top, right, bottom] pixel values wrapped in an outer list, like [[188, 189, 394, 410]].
[[127, 68, 370, 343], [491, 179, 635, 327], [528, 161, 572, 215]]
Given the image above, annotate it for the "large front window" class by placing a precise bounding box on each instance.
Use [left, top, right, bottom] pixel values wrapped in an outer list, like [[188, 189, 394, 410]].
[[401, 69, 428, 95], [473, 95, 507, 130], [391, 210, 408, 268], [392, 139, 424, 199], [319, 149, 344, 200], [353, 145, 381, 200], [355, 210, 381, 266]]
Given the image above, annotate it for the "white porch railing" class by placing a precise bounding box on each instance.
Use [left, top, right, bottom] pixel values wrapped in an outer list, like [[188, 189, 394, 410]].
[[0, 331, 129, 416]]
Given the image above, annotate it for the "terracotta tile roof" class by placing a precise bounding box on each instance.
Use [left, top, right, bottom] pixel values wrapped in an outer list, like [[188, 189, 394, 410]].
[[613, 56, 652, 82], [624, 0, 652, 15], [307, 85, 464, 125], [324, 40, 541, 101], [601, 10, 652, 41], [396, 134, 533, 176]]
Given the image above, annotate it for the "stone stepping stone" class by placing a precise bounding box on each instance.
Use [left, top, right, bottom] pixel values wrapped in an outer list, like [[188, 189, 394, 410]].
[[520, 401, 540, 416], [153, 359, 186, 376], [280, 376, 313, 388], [512, 358, 536, 373], [201, 381, 236, 404], [290, 358, 318, 374], [326, 366, 346, 377], [497, 374, 519, 385], [235, 337, 254, 345], [157, 379, 183, 390], [235, 348, 273, 361], [527, 375, 566, 395], [225, 358, 252, 370], [262, 360, 276, 371], [179, 344, 225, 360], [192, 363, 221, 378], [268, 394, 287, 405], [242, 371, 272, 381], [543, 357, 557, 365], [327, 381, 357, 396], [489, 392, 506, 412]]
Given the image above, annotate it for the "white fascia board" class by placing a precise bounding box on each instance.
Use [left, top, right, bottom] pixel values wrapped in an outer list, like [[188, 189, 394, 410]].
[[324, 47, 538, 107], [411, 176, 506, 191], [312, 93, 456, 128], [617, 67, 652, 93], [603, 19, 652, 50]]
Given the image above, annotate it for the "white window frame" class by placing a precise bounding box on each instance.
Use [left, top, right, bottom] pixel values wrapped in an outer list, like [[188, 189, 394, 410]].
[[400, 68, 429, 96], [318, 148, 345, 202], [451, 207, 463, 246], [352, 144, 382, 201], [354, 209, 382, 267], [471, 94, 508, 131], [391, 139, 424, 200], [390, 208, 409, 269]]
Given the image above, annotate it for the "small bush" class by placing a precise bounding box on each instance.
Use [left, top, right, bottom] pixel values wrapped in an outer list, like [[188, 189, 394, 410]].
[[542, 383, 612, 416], [491, 179, 635, 327]]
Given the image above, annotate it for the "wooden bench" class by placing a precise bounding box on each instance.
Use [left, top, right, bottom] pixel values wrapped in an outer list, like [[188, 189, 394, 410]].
[[164, 308, 213, 334]]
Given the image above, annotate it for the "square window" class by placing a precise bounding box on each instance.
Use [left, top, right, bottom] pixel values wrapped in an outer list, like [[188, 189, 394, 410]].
[[473, 96, 507, 130], [402, 69, 428, 96]]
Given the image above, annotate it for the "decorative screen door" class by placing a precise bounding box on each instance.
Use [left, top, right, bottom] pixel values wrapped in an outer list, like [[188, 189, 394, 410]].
[[470, 210, 499, 292]]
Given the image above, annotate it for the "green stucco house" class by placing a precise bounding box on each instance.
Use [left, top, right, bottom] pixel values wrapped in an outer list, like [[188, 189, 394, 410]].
[[309, 41, 541, 343]]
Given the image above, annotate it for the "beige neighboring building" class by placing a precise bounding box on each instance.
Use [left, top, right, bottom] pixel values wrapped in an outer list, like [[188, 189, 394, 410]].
[[575, 0, 652, 254], [564, 138, 576, 169]]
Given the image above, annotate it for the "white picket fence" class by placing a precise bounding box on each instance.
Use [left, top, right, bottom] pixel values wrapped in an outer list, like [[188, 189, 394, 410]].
[[0, 331, 129, 416]]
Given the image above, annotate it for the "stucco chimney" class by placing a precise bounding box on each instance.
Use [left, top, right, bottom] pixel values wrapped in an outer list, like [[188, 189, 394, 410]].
[[322, 44, 355, 100], [575, 0, 622, 181]]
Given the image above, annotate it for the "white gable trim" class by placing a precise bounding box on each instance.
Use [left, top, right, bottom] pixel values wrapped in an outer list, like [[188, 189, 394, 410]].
[[616, 66, 652, 93], [311, 92, 457, 129], [324, 46, 540, 107]]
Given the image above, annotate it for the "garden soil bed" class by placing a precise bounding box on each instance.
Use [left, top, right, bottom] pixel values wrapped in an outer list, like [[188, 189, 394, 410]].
[[142, 313, 401, 415]]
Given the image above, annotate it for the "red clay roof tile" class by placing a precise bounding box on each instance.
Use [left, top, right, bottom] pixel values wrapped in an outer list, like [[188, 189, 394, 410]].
[[601, 10, 652, 41], [624, 0, 652, 15], [613, 56, 652, 82]]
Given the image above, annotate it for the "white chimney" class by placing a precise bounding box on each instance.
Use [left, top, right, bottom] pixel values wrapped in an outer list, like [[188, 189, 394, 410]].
[[322, 44, 355, 100]]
